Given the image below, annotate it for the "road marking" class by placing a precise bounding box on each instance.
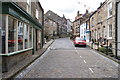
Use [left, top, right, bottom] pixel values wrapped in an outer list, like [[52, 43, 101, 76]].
[[80, 56, 82, 58], [84, 60, 86, 63], [75, 47, 77, 50], [89, 68, 94, 73]]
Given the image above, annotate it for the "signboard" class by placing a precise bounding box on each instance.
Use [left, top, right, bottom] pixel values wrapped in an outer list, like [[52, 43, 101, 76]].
[[117, 2, 120, 55]]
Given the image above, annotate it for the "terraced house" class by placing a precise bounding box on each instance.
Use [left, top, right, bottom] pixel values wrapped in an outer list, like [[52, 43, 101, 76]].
[[90, 0, 119, 57], [1, 0, 44, 72], [45, 10, 67, 38]]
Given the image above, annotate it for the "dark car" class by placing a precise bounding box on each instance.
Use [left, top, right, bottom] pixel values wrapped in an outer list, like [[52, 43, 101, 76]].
[[74, 37, 86, 47]]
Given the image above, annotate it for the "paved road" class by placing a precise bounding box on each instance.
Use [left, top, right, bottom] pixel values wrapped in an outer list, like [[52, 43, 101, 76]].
[[16, 38, 119, 79]]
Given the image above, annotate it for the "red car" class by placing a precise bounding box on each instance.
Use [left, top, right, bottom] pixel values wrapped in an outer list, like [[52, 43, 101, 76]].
[[74, 37, 86, 47]]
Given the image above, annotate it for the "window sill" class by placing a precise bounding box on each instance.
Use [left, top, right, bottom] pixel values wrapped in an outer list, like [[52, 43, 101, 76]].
[[0, 48, 33, 57], [107, 37, 112, 40], [107, 16, 112, 20]]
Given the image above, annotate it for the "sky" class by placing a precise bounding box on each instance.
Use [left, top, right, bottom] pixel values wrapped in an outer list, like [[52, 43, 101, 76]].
[[39, 0, 105, 21]]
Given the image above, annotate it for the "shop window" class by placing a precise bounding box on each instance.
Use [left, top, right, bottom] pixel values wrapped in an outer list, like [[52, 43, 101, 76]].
[[24, 24, 29, 49], [2, 16, 6, 54], [18, 21, 24, 51], [29, 27, 33, 48], [2, 15, 34, 54], [8, 16, 17, 53]]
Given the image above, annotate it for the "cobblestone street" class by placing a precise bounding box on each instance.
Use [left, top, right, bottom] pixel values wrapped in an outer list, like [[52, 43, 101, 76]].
[[15, 38, 119, 79]]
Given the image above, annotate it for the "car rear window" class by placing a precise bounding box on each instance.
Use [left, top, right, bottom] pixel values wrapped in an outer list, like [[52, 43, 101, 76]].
[[75, 38, 85, 41]]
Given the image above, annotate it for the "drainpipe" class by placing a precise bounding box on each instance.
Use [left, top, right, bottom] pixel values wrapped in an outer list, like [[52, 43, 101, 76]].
[[42, 10, 44, 47], [115, 2, 118, 58]]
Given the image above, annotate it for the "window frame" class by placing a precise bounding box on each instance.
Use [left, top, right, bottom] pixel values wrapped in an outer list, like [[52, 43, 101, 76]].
[[1, 15, 33, 55], [108, 2, 112, 18], [108, 24, 112, 39], [36, 9, 39, 19]]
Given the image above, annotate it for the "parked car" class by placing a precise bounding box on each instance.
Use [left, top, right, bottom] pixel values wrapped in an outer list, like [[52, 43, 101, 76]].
[[74, 37, 86, 47]]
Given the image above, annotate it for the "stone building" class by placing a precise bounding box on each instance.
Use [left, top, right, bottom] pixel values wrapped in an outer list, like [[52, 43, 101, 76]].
[[79, 10, 91, 41], [73, 11, 82, 37], [116, 1, 120, 56], [90, 0, 119, 55], [44, 10, 67, 38], [73, 10, 90, 38], [1, 0, 44, 72], [61, 14, 67, 37], [66, 19, 72, 36], [44, 17, 58, 41]]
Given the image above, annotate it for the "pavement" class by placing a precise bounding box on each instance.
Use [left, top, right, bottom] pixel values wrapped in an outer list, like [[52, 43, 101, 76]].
[[2, 40, 54, 79], [13, 38, 119, 79]]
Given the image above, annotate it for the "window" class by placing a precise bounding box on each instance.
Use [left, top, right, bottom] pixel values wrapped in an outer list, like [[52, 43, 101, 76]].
[[108, 2, 112, 17], [26, 0, 31, 14], [84, 28, 86, 34], [37, 30, 41, 50], [81, 29, 83, 34], [8, 16, 17, 53], [29, 27, 33, 48], [95, 29, 97, 39], [109, 25, 112, 37], [2, 16, 6, 54], [102, 26, 105, 37], [24, 24, 29, 49], [98, 28, 101, 38], [1, 15, 34, 54], [18, 21, 24, 51], [36, 9, 39, 19], [27, 0, 30, 5]]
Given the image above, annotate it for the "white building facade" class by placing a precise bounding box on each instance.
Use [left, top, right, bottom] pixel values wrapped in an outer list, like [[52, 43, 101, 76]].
[[80, 23, 86, 40]]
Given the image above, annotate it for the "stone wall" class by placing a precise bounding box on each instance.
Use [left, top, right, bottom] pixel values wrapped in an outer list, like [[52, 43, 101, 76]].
[[2, 50, 32, 72]]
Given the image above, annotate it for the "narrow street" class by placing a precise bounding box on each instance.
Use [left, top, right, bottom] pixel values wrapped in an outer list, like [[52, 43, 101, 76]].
[[15, 38, 118, 78]]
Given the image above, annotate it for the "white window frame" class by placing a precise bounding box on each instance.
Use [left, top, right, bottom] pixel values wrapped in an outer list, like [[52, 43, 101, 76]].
[[27, 0, 30, 5], [108, 24, 112, 39], [108, 2, 112, 18], [26, 0, 31, 15], [2, 15, 33, 55], [6, 15, 8, 54], [8, 16, 18, 53], [36, 9, 39, 19]]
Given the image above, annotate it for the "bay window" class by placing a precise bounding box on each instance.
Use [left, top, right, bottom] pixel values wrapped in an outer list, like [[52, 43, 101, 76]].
[[1, 15, 33, 54]]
